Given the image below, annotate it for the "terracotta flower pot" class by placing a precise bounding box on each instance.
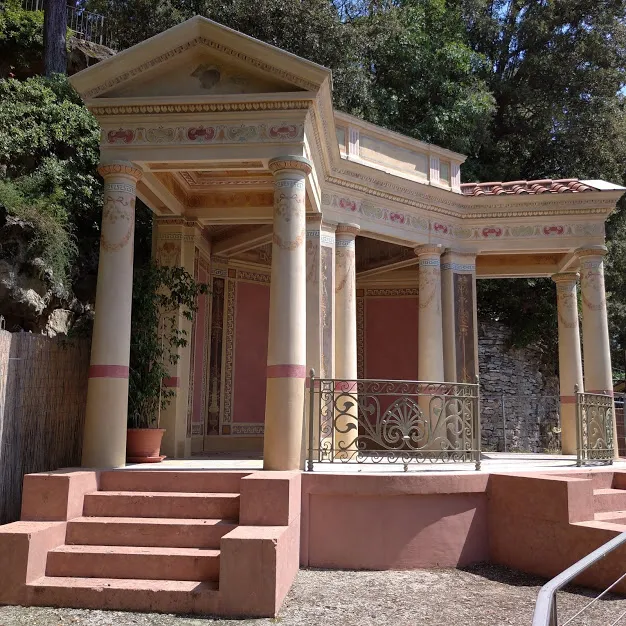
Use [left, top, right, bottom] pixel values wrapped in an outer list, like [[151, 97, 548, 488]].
[[126, 428, 166, 463]]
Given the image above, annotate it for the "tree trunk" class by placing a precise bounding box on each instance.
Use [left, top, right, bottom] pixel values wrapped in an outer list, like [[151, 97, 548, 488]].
[[44, 0, 67, 76]]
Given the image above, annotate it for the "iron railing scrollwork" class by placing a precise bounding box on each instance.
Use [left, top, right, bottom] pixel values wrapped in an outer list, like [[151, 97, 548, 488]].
[[307, 371, 481, 471], [575, 385, 614, 466]]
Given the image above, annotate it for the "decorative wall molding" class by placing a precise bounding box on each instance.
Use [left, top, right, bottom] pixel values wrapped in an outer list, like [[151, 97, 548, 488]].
[[105, 122, 304, 146]]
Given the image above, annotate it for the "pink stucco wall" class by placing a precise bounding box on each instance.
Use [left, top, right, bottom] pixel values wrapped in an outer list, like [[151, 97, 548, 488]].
[[300, 473, 489, 569], [232, 281, 270, 424], [364, 297, 418, 379]]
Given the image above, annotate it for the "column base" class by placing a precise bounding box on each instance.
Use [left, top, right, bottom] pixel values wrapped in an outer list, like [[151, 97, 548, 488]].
[[82, 377, 129, 468], [263, 377, 305, 471], [560, 401, 577, 455]]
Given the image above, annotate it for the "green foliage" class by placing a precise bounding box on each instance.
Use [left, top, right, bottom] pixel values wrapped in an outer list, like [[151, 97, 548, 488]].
[[356, 0, 495, 156], [458, 0, 626, 183], [0, 74, 104, 288], [128, 263, 209, 429], [0, 0, 44, 79], [0, 172, 76, 283]]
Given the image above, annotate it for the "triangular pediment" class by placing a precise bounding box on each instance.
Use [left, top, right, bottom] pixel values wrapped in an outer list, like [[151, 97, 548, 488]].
[[101, 45, 300, 99], [70, 16, 331, 101]]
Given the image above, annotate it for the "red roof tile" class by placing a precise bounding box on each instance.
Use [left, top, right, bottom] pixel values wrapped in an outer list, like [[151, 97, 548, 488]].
[[460, 179, 594, 196]]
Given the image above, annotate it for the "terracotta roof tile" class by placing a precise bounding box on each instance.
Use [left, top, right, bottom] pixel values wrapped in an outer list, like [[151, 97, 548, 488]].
[[460, 179, 594, 197]]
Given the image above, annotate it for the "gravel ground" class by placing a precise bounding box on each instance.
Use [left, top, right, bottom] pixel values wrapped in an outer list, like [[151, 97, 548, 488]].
[[0, 565, 624, 626]]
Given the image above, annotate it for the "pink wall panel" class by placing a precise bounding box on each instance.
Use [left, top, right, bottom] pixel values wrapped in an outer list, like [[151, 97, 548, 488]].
[[191, 263, 208, 426], [364, 297, 419, 380], [233, 281, 270, 423]]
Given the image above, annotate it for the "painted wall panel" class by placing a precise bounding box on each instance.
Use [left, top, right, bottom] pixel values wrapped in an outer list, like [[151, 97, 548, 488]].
[[364, 297, 419, 380], [232, 280, 270, 424]]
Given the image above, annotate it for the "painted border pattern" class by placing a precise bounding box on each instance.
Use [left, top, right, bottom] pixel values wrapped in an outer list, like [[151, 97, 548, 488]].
[[221, 276, 236, 431]]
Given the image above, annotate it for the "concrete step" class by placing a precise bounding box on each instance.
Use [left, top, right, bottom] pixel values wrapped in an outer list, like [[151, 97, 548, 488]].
[[593, 488, 626, 513], [28, 576, 219, 614], [46, 545, 220, 581], [99, 471, 249, 494], [83, 491, 240, 520], [66, 516, 237, 549], [594, 510, 626, 524]]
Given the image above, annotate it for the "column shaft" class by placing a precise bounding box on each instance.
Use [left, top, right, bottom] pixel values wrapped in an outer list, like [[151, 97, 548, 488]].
[[153, 218, 200, 459], [334, 223, 360, 453], [263, 156, 311, 471], [82, 161, 142, 468], [335, 224, 359, 381], [552, 272, 584, 455], [577, 245, 617, 456], [415, 244, 445, 381], [441, 252, 478, 383]]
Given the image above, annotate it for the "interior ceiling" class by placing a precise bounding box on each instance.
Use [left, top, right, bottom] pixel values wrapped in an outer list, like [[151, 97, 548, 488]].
[[356, 236, 414, 273]]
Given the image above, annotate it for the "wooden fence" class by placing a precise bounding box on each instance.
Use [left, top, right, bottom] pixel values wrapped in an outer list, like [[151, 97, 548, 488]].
[[0, 330, 89, 524]]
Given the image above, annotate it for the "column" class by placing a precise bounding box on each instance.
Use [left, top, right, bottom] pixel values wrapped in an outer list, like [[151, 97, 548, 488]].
[[263, 156, 311, 471], [82, 161, 142, 468], [415, 244, 445, 382], [441, 251, 478, 383], [153, 218, 201, 459], [576, 245, 617, 455], [334, 223, 360, 452], [552, 272, 584, 455]]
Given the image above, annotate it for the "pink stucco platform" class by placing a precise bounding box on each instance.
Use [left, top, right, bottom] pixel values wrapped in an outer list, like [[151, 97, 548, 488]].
[[1, 458, 626, 617]]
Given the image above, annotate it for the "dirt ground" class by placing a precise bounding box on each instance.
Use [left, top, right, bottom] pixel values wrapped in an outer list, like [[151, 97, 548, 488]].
[[0, 565, 624, 626]]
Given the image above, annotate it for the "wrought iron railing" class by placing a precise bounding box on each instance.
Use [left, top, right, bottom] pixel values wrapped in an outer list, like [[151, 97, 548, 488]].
[[532, 532, 626, 626], [307, 372, 481, 471], [576, 387, 614, 466], [22, 1, 110, 47]]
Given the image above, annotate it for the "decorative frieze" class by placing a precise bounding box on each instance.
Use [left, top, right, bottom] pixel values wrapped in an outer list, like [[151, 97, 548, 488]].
[[104, 122, 304, 146]]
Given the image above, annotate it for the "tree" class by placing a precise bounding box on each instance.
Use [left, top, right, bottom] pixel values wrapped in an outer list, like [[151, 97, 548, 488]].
[[44, 0, 67, 75], [0, 0, 45, 79], [457, 0, 626, 183], [352, 0, 495, 156]]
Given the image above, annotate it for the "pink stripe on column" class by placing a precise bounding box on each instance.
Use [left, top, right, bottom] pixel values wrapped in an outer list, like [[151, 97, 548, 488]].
[[560, 395, 577, 404], [267, 364, 307, 379], [588, 389, 614, 397], [89, 365, 129, 379], [163, 377, 180, 388]]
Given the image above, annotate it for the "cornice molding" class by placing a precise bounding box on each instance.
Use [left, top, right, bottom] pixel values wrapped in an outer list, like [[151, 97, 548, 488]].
[[90, 100, 312, 116]]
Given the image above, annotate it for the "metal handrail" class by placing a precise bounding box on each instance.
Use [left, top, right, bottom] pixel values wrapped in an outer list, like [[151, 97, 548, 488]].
[[307, 371, 481, 471], [22, 0, 110, 47], [532, 532, 626, 626]]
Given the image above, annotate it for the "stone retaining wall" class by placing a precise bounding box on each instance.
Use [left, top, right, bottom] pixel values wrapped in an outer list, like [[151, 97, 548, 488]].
[[478, 322, 560, 453]]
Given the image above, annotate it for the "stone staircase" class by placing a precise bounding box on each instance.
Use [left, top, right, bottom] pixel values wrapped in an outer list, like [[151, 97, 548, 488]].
[[489, 469, 626, 594], [0, 469, 302, 617]]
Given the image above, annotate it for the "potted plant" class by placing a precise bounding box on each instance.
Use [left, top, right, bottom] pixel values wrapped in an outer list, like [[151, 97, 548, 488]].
[[127, 263, 209, 462]]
